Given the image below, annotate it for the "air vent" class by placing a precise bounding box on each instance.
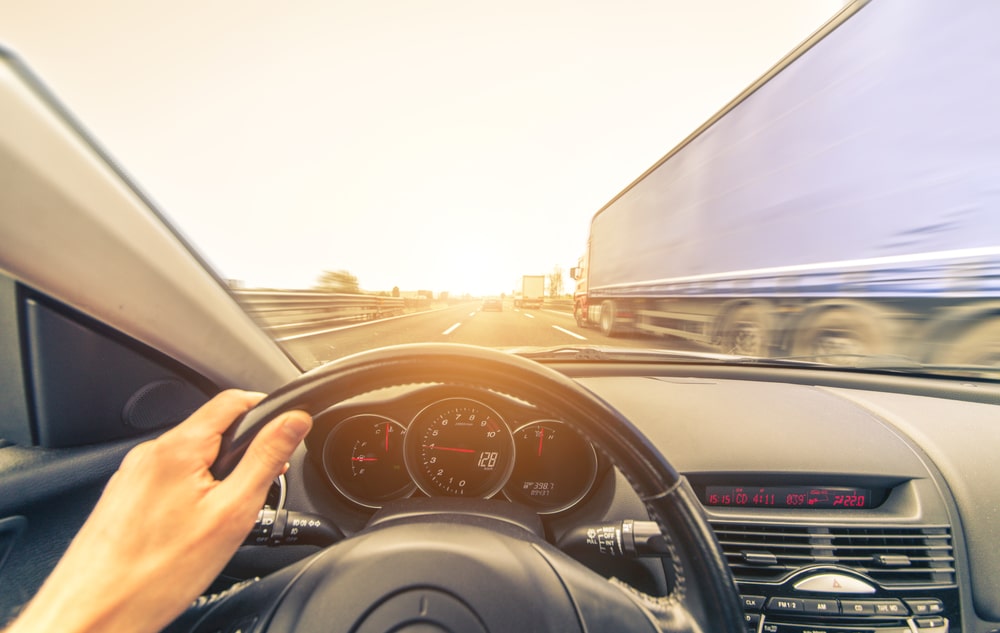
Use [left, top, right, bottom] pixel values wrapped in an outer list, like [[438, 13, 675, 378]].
[[710, 522, 955, 587]]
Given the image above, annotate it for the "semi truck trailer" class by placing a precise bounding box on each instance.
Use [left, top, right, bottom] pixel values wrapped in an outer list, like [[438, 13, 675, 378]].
[[571, 0, 1000, 367], [518, 275, 545, 309]]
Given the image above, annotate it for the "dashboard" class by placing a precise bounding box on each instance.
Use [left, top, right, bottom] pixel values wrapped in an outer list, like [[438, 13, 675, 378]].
[[274, 365, 1000, 633], [303, 385, 608, 516]]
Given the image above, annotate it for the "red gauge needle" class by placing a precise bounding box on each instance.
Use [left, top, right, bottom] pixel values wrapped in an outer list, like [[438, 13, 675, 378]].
[[423, 445, 476, 454], [351, 457, 379, 462], [385, 423, 390, 452], [538, 432, 544, 457]]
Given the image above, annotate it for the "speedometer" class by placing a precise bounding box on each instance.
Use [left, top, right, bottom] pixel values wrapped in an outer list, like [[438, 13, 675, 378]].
[[403, 398, 515, 498]]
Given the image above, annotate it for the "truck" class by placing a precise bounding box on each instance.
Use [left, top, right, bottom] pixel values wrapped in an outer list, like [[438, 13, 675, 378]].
[[570, 0, 1000, 367], [517, 275, 545, 309]]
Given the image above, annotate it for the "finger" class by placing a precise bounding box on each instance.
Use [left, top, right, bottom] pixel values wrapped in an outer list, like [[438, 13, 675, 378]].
[[167, 389, 266, 441], [219, 410, 312, 502]]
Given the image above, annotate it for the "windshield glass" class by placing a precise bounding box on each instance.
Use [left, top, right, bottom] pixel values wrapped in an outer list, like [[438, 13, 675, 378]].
[[7, 1, 1000, 379]]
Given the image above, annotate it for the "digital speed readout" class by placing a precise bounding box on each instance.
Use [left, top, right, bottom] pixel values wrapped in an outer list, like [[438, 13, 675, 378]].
[[705, 486, 872, 509]]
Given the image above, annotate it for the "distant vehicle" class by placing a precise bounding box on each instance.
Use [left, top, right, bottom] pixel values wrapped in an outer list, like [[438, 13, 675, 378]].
[[518, 275, 545, 309], [481, 296, 503, 311], [570, 7, 1000, 366]]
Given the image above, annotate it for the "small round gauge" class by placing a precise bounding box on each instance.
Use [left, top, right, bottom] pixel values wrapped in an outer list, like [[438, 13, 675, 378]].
[[503, 420, 599, 514], [404, 398, 515, 498], [323, 414, 414, 508]]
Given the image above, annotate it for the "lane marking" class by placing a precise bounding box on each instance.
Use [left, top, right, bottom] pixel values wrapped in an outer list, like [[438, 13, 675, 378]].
[[442, 322, 462, 336], [523, 313, 535, 319], [542, 309, 574, 318], [552, 325, 587, 340], [469, 312, 476, 317]]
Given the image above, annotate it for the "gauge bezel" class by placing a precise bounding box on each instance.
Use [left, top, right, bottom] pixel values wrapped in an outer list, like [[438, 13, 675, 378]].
[[322, 413, 415, 509], [502, 419, 600, 514], [403, 397, 516, 499]]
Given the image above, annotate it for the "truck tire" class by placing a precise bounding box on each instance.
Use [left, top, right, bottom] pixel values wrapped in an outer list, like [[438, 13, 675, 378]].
[[719, 303, 773, 357], [599, 300, 618, 337], [932, 318, 1000, 369], [791, 306, 887, 363], [574, 303, 588, 328]]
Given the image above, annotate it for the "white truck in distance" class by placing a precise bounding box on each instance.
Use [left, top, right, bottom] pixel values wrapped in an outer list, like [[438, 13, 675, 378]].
[[517, 275, 545, 309], [570, 1, 1000, 368]]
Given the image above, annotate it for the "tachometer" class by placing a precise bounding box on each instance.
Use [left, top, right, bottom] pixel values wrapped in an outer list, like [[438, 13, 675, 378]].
[[322, 414, 414, 508], [403, 398, 515, 498], [503, 420, 598, 513]]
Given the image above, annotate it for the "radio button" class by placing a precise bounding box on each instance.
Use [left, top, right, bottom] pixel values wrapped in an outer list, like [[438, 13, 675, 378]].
[[793, 573, 876, 594], [914, 616, 946, 629], [905, 599, 944, 615], [742, 595, 766, 611], [872, 599, 906, 615], [802, 598, 839, 615], [841, 600, 876, 615], [766, 597, 804, 613]]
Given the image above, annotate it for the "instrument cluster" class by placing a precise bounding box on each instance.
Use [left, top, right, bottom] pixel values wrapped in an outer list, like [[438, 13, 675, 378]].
[[307, 387, 603, 515]]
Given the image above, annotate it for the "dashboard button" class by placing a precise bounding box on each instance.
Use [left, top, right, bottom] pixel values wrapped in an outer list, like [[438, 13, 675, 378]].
[[905, 599, 944, 615], [914, 616, 946, 629], [793, 573, 876, 594], [742, 595, 766, 611], [766, 597, 804, 613], [841, 600, 876, 615], [802, 598, 839, 615], [872, 599, 906, 615]]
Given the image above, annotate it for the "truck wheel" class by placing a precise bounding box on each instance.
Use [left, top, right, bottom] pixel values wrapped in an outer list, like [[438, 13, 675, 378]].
[[720, 303, 773, 357], [574, 303, 588, 328], [933, 318, 1000, 369], [791, 306, 886, 363], [599, 300, 618, 337]]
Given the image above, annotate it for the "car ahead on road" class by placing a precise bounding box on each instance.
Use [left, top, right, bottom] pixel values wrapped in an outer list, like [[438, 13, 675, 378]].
[[1, 3, 999, 633], [481, 296, 503, 311]]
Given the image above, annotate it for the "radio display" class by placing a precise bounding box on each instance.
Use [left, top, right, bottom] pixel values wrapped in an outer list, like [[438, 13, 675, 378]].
[[704, 485, 873, 509]]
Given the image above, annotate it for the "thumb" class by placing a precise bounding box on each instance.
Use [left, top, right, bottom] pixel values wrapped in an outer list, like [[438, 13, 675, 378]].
[[221, 410, 312, 502]]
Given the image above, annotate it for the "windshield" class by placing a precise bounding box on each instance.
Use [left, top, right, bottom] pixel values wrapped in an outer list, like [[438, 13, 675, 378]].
[[7, 1, 1000, 379]]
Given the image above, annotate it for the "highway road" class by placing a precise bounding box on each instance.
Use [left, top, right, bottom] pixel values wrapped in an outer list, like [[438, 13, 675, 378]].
[[277, 301, 706, 367]]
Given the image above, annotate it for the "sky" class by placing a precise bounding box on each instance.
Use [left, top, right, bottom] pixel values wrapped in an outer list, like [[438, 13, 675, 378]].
[[3, 1, 844, 296]]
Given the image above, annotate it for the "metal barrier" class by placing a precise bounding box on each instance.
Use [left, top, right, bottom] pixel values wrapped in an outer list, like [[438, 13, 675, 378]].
[[544, 299, 573, 312], [234, 289, 415, 335]]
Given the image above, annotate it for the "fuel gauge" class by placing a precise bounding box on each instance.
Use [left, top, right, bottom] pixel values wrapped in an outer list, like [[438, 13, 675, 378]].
[[322, 414, 414, 508], [504, 420, 598, 514]]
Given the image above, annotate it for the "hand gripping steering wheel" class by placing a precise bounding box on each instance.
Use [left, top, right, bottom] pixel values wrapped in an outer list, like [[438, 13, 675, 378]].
[[205, 343, 743, 633]]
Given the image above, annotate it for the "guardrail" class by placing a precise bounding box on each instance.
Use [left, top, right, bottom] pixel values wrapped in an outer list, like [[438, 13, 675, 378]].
[[234, 289, 425, 336], [544, 299, 573, 312]]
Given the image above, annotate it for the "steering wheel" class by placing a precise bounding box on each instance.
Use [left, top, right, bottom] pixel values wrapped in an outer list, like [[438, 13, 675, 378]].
[[201, 343, 743, 633]]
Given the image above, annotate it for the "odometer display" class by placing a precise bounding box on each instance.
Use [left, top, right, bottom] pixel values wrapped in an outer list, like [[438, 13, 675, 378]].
[[404, 398, 515, 498], [705, 485, 873, 509]]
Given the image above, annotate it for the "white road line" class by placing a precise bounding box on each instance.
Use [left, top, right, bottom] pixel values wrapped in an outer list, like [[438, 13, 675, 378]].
[[523, 313, 535, 319], [469, 312, 476, 317], [542, 308, 574, 319], [442, 322, 462, 336], [552, 325, 587, 340]]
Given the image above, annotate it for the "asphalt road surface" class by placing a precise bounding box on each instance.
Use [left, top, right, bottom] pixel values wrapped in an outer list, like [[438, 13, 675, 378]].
[[279, 301, 707, 368]]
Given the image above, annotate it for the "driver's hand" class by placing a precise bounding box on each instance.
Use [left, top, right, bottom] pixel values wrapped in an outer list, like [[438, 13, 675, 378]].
[[4, 390, 312, 633]]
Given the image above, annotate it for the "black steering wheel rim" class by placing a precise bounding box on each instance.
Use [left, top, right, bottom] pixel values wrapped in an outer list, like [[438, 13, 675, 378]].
[[211, 343, 744, 633]]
